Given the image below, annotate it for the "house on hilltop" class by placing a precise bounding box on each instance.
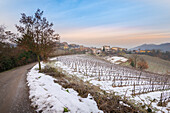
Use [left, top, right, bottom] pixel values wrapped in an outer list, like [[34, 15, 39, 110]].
[[110, 47, 127, 53], [102, 46, 110, 52]]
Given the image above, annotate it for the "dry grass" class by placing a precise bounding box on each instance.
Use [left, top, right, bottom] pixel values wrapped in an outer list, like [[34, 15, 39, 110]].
[[40, 66, 65, 77], [123, 54, 170, 75]]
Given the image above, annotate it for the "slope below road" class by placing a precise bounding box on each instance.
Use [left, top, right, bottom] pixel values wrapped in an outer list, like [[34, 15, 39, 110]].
[[0, 63, 36, 113]]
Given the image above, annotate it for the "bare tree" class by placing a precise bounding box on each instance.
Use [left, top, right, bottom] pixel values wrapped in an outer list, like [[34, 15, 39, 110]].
[[0, 25, 17, 43], [137, 58, 149, 81], [137, 58, 148, 70], [129, 54, 139, 68], [0, 25, 7, 42], [132, 54, 139, 68], [15, 9, 59, 70]]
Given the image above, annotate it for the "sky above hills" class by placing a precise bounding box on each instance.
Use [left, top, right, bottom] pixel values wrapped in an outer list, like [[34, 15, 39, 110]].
[[0, 0, 170, 48]]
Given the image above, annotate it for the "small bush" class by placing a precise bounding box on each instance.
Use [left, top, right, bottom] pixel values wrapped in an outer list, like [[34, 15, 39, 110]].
[[40, 66, 56, 73], [40, 66, 64, 77], [130, 60, 135, 67], [66, 89, 69, 93], [63, 107, 69, 112]]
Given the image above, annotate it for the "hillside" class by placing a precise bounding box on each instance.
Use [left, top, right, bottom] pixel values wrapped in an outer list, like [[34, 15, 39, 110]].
[[124, 54, 170, 75], [131, 43, 170, 52]]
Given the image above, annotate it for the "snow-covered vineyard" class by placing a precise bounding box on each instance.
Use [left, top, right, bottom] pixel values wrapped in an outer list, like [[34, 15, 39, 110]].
[[27, 54, 170, 112], [55, 55, 170, 94], [52, 55, 170, 112]]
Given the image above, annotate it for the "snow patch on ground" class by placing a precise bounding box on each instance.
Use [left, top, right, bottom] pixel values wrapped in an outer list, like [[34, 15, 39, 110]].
[[104, 56, 128, 64], [27, 63, 103, 113]]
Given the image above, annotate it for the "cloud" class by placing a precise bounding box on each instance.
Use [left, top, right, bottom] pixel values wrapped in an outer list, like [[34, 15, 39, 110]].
[[61, 25, 170, 48]]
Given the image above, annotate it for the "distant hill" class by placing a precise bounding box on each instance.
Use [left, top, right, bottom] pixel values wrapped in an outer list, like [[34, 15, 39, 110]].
[[131, 43, 170, 52]]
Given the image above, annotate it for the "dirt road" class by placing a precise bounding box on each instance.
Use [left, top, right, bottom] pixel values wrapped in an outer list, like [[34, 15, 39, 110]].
[[0, 63, 36, 113]]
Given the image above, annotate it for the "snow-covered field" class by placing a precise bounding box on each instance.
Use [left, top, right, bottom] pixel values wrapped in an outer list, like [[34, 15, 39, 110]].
[[27, 63, 103, 113], [104, 56, 128, 64], [50, 54, 170, 113]]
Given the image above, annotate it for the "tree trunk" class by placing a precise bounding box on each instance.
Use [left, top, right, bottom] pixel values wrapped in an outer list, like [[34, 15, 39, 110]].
[[37, 55, 41, 70], [135, 62, 136, 68], [138, 71, 142, 82]]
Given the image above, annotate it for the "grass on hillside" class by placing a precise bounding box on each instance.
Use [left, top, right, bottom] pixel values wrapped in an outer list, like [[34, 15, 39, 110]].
[[123, 54, 170, 75]]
